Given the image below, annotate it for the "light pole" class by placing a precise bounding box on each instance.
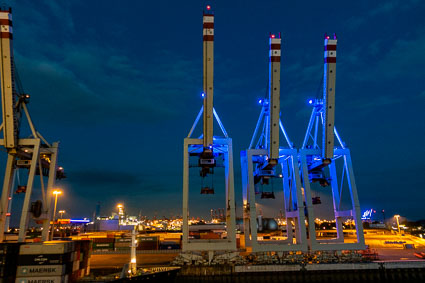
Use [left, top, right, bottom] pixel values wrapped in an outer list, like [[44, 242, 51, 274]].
[[59, 210, 66, 219], [58, 210, 65, 237], [394, 215, 401, 234], [51, 190, 62, 240]]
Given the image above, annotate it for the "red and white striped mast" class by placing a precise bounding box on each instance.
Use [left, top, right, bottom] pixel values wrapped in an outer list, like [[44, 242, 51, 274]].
[[202, 5, 214, 156], [268, 33, 281, 166]]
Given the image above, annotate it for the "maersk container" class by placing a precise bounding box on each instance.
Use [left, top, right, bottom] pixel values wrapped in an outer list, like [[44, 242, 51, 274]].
[[16, 265, 67, 277], [15, 275, 68, 283]]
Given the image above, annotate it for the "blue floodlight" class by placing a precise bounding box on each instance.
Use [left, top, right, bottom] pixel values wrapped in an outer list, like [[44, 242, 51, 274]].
[[308, 99, 313, 105], [201, 92, 205, 98], [70, 219, 90, 223], [258, 99, 263, 104]]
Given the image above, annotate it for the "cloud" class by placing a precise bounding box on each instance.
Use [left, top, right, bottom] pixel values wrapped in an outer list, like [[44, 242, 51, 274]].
[[345, 0, 421, 30], [10, 2, 202, 126]]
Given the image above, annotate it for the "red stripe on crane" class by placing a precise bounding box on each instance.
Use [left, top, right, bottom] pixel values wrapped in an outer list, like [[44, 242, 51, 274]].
[[203, 23, 214, 28], [270, 44, 281, 49], [270, 57, 280, 62], [0, 19, 12, 26], [324, 45, 337, 51], [203, 35, 214, 41], [324, 57, 336, 63], [0, 32, 12, 39]]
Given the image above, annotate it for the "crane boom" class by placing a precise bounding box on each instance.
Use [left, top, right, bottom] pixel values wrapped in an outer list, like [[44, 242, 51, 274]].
[[202, 12, 214, 149], [268, 35, 281, 163], [0, 9, 18, 149], [323, 35, 337, 160]]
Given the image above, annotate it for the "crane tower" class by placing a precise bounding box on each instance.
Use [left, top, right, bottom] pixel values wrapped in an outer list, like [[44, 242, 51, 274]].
[[181, 5, 237, 260], [299, 34, 365, 250], [0, 8, 63, 243], [241, 34, 308, 252]]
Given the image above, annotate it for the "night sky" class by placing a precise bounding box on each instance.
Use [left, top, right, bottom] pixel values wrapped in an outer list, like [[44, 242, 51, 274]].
[[3, 0, 425, 223]]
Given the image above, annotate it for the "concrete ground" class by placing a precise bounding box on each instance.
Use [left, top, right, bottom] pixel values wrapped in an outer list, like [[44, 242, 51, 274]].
[[89, 230, 425, 269], [91, 253, 179, 269]]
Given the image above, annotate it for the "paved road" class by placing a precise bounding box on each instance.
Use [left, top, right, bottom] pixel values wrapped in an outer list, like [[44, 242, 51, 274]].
[[91, 253, 179, 269]]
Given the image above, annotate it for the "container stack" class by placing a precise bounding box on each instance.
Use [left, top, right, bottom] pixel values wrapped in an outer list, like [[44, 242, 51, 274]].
[[0, 243, 21, 283], [137, 236, 159, 250], [114, 237, 132, 251], [72, 240, 91, 281], [15, 241, 91, 283], [91, 238, 114, 252]]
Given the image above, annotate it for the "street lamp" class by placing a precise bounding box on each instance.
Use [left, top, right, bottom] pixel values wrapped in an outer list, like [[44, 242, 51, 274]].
[[59, 210, 66, 219], [394, 215, 401, 234], [51, 190, 62, 240]]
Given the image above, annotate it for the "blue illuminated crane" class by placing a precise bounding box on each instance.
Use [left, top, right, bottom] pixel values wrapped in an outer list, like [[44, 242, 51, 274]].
[[299, 34, 365, 250], [241, 34, 308, 252], [181, 5, 237, 260]]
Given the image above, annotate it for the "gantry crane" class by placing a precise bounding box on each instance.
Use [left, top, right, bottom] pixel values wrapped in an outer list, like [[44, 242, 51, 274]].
[[181, 5, 237, 260], [241, 34, 308, 252], [299, 34, 365, 250], [0, 7, 64, 243]]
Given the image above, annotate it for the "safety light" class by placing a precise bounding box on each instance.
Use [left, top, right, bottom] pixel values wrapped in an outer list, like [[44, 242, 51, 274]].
[[308, 99, 313, 105], [201, 92, 205, 98], [258, 99, 263, 104], [206, 5, 211, 10], [271, 34, 275, 38]]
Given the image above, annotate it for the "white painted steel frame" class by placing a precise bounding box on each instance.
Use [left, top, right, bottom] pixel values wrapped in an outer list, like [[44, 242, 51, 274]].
[[241, 148, 308, 252], [182, 137, 237, 252], [0, 139, 59, 242], [299, 147, 365, 251]]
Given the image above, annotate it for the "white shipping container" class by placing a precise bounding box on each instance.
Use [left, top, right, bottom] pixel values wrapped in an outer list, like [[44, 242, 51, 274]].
[[15, 275, 68, 283], [20, 242, 74, 255], [16, 265, 66, 277]]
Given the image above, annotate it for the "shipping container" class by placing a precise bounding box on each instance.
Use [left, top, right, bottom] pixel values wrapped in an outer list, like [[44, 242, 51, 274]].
[[0, 243, 21, 280], [159, 241, 180, 250], [16, 265, 67, 277], [18, 253, 73, 266], [19, 242, 74, 255], [15, 275, 68, 283], [92, 242, 114, 249], [92, 238, 114, 243]]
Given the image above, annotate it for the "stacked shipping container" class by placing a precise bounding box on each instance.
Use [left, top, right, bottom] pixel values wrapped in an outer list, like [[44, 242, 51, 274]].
[[0, 243, 21, 283], [15, 240, 91, 283]]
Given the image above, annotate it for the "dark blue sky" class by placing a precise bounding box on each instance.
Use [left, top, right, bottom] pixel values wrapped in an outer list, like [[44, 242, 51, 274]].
[[3, 0, 425, 222]]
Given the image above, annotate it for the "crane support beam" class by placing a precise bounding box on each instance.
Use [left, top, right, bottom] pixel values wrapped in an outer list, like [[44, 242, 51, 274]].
[[323, 35, 337, 159], [0, 9, 17, 149], [202, 13, 214, 149], [268, 35, 281, 162]]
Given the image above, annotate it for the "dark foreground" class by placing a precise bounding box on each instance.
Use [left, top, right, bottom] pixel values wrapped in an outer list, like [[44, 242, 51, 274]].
[[88, 261, 425, 283]]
